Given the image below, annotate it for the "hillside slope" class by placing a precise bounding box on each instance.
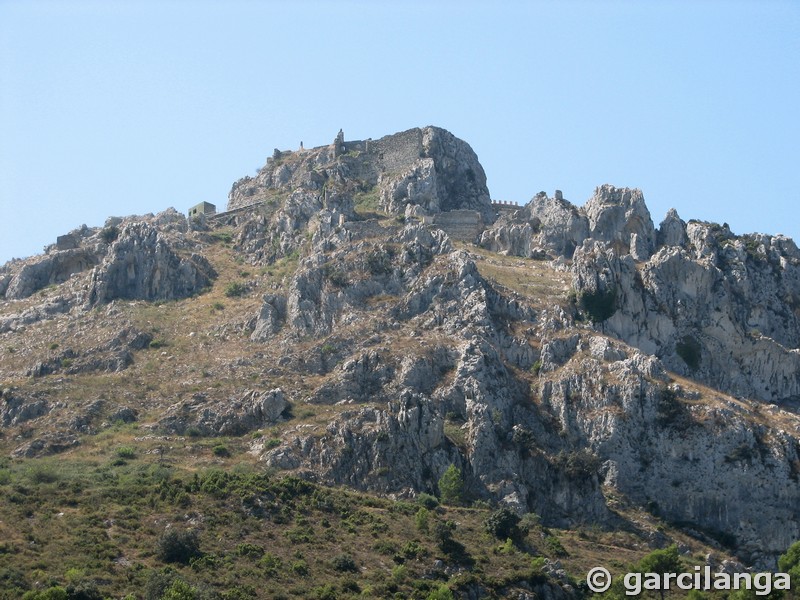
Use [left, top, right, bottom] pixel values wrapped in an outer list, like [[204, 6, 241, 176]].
[[1, 126, 799, 598]]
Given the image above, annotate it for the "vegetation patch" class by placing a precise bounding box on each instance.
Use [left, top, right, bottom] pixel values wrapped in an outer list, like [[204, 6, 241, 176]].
[[577, 287, 617, 323], [676, 335, 702, 370]]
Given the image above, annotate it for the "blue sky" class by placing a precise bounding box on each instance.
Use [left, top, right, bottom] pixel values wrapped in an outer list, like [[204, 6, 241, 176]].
[[1, 0, 798, 263]]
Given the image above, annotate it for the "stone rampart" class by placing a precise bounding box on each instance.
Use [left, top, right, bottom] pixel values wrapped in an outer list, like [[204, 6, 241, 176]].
[[432, 210, 482, 242]]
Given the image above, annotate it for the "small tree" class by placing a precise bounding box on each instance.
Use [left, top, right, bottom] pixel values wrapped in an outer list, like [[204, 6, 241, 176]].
[[160, 579, 200, 600], [779, 540, 800, 589], [484, 507, 522, 540], [156, 529, 201, 564], [438, 465, 463, 505], [637, 545, 683, 600]]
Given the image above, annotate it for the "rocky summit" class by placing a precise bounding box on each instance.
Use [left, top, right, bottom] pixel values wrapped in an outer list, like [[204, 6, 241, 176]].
[[2, 126, 800, 599]]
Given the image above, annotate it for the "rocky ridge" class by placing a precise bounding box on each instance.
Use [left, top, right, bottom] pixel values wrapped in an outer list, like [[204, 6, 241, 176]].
[[1, 126, 799, 573]]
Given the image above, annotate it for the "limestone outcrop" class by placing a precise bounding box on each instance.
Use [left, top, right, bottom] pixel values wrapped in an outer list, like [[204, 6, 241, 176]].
[[87, 222, 215, 305], [227, 126, 493, 222], [4, 125, 800, 570]]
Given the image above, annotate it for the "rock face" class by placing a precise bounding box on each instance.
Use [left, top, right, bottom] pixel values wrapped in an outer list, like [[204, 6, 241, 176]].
[[480, 191, 590, 258], [227, 126, 493, 221], [87, 222, 216, 305], [4, 248, 100, 300], [4, 125, 800, 570], [584, 184, 656, 260], [571, 228, 800, 404], [159, 389, 289, 436]]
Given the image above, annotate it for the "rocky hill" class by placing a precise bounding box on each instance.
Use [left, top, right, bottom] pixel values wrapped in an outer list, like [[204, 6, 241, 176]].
[[1, 126, 799, 598]]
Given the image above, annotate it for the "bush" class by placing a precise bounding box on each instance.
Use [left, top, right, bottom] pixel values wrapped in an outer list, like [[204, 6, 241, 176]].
[[553, 449, 600, 480], [100, 226, 119, 244], [417, 492, 439, 509], [156, 529, 201, 564], [578, 287, 617, 323], [322, 264, 348, 288], [116, 446, 136, 460], [484, 507, 521, 540], [160, 579, 200, 600], [212, 445, 231, 458], [676, 335, 701, 370], [415, 507, 430, 532], [21, 588, 68, 600], [211, 231, 233, 244], [438, 464, 463, 505], [259, 553, 282, 577], [545, 534, 569, 557], [290, 559, 309, 576], [426, 584, 455, 600], [224, 282, 246, 298], [236, 543, 264, 559], [331, 553, 358, 573], [656, 386, 690, 427]]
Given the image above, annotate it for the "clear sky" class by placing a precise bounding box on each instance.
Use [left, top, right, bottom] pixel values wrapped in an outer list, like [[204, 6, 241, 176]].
[[1, 0, 798, 264]]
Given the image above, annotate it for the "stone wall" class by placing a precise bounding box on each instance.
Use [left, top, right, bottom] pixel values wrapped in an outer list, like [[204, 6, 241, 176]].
[[364, 128, 424, 174], [432, 210, 483, 242]]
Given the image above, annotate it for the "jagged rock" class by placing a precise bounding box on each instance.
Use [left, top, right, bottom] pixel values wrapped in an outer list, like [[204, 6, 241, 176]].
[[584, 185, 656, 261], [228, 126, 493, 222], [657, 208, 688, 247], [87, 222, 216, 304], [309, 350, 395, 404], [5, 248, 100, 299], [572, 227, 800, 403], [160, 389, 289, 436], [108, 406, 138, 424], [0, 297, 71, 333], [0, 390, 50, 427], [250, 294, 287, 341], [13, 433, 80, 457]]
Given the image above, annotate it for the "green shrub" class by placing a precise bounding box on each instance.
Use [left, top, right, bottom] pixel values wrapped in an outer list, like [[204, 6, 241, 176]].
[[224, 282, 246, 298], [322, 264, 348, 288], [399, 540, 425, 560], [656, 386, 691, 427], [100, 225, 119, 244], [212, 445, 231, 458], [116, 446, 136, 460], [156, 529, 201, 564], [676, 335, 701, 370], [438, 464, 463, 505], [211, 231, 233, 244], [259, 553, 282, 577], [578, 287, 617, 323], [160, 579, 200, 600], [545, 534, 568, 557], [149, 338, 169, 349], [290, 559, 309, 576], [426, 584, 454, 600], [22, 588, 69, 600], [236, 543, 264, 559], [553, 449, 600, 480], [484, 507, 521, 540], [416, 492, 439, 509], [415, 507, 430, 532], [310, 584, 337, 600], [331, 553, 358, 573]]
